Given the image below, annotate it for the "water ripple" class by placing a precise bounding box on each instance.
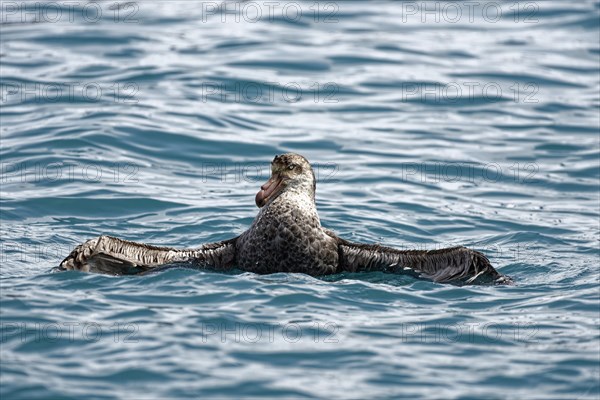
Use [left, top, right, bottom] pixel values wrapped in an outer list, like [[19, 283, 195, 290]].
[[1, 1, 599, 399]]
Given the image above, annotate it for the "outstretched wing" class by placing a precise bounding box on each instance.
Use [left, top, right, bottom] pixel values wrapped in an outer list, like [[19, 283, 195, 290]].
[[337, 238, 511, 285], [58, 235, 237, 275]]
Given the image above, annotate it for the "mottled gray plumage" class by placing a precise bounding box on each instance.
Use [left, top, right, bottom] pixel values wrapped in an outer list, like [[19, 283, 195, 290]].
[[58, 153, 511, 285]]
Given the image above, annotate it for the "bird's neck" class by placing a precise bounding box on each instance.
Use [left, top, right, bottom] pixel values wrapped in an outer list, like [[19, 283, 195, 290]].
[[262, 188, 320, 225]]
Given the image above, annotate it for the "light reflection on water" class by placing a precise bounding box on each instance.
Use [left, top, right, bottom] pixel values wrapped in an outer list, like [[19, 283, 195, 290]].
[[1, 1, 599, 399]]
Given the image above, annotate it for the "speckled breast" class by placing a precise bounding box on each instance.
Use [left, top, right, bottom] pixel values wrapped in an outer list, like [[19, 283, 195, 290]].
[[236, 197, 338, 275]]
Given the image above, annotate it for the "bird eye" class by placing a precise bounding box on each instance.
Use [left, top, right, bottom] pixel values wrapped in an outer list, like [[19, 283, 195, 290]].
[[288, 164, 296, 170]]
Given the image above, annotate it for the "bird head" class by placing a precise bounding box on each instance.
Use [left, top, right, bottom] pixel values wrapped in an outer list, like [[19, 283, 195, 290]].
[[255, 153, 316, 208]]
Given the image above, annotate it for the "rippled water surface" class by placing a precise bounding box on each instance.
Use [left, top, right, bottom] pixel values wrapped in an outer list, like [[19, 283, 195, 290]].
[[1, 1, 599, 399]]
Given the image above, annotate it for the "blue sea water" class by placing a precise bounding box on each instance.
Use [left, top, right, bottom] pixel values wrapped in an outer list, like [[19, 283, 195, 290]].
[[1, 1, 599, 399]]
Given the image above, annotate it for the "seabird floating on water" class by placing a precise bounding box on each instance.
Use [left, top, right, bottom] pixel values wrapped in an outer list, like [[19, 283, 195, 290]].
[[58, 153, 511, 285]]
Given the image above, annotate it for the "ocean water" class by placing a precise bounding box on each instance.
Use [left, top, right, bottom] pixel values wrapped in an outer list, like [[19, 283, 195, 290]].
[[1, 1, 599, 399]]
